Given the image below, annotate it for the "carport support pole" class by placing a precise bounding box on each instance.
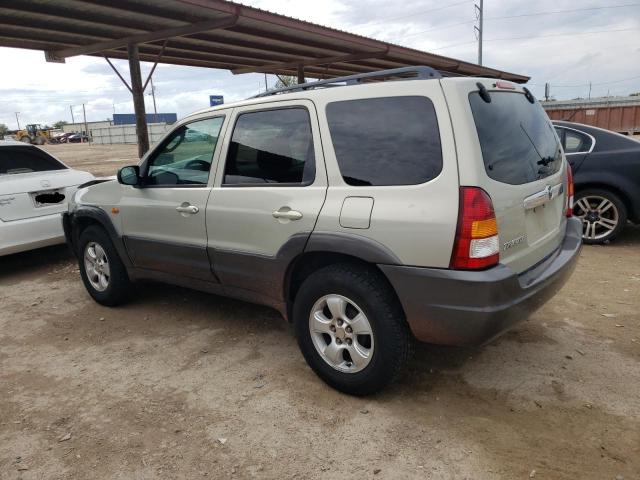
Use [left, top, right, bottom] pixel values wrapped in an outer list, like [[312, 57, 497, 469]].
[[127, 43, 149, 158], [297, 65, 305, 84]]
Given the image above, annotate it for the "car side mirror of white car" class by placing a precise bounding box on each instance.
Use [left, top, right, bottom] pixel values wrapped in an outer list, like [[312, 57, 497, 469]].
[[117, 166, 140, 186]]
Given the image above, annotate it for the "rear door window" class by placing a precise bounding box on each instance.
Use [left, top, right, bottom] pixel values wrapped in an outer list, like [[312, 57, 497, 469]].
[[563, 129, 592, 153], [223, 107, 315, 185], [469, 91, 562, 185], [0, 146, 67, 175], [326, 96, 442, 186]]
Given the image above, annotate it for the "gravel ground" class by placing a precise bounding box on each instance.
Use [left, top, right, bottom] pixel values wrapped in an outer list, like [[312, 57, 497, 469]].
[[1, 143, 638, 479]]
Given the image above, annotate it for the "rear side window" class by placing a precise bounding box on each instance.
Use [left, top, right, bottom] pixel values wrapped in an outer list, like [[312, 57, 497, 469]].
[[326, 96, 442, 186], [223, 108, 315, 185], [0, 146, 67, 175], [563, 129, 592, 153], [469, 91, 562, 185]]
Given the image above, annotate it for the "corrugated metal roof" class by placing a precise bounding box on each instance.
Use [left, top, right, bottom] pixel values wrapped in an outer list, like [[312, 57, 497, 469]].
[[0, 0, 529, 82]]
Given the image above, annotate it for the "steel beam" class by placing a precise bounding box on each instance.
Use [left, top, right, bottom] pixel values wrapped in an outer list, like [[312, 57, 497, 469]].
[[46, 15, 237, 62]]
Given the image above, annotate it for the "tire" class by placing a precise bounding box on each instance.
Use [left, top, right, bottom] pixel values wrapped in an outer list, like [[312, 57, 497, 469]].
[[573, 188, 627, 244], [293, 263, 412, 395], [34, 136, 46, 145], [77, 225, 131, 306], [20, 136, 32, 144]]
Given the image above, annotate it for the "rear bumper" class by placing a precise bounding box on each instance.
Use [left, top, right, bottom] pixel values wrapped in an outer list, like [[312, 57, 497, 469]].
[[0, 213, 65, 256], [380, 217, 583, 346]]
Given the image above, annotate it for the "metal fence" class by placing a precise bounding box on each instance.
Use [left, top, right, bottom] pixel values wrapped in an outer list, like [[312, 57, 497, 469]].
[[90, 123, 170, 145]]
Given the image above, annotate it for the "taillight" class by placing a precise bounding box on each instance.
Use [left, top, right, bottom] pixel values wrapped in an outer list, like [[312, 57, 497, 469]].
[[450, 187, 500, 270], [566, 164, 574, 217]]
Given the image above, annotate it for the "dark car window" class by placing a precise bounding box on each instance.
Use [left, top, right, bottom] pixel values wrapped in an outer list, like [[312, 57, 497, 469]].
[[469, 91, 562, 185], [563, 129, 592, 153], [223, 108, 315, 186], [0, 146, 67, 175], [326, 96, 442, 186], [146, 117, 224, 186]]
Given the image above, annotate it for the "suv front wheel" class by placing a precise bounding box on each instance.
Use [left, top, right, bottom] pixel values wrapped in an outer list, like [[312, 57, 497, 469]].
[[78, 225, 131, 306], [293, 263, 412, 395]]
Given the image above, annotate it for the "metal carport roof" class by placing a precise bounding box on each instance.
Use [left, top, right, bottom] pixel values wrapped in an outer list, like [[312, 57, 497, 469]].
[[0, 0, 529, 154]]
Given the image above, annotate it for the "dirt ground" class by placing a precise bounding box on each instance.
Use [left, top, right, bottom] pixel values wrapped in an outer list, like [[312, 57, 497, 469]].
[[1, 143, 639, 479]]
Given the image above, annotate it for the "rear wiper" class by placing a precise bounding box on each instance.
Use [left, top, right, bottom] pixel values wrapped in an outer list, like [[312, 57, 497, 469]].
[[537, 156, 554, 166]]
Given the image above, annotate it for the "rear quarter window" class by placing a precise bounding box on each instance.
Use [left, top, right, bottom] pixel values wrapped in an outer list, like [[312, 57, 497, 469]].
[[326, 96, 442, 186], [469, 91, 562, 185], [0, 146, 67, 175]]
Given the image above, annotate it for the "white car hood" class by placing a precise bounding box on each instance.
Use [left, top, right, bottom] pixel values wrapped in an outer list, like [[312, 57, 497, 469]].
[[0, 169, 94, 195]]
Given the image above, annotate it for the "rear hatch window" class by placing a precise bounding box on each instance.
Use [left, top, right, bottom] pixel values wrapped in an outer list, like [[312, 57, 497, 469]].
[[0, 146, 67, 175], [467, 89, 566, 274], [469, 91, 562, 185]]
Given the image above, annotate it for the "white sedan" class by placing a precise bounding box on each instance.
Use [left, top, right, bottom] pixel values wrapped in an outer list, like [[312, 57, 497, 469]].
[[0, 140, 94, 256]]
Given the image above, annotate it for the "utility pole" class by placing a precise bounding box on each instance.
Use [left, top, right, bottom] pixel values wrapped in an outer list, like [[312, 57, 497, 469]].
[[69, 105, 75, 124], [82, 103, 89, 143], [14, 112, 20, 130], [545, 82, 550, 102], [150, 76, 158, 117], [475, 0, 484, 65], [264, 73, 268, 92], [588, 81, 592, 99]]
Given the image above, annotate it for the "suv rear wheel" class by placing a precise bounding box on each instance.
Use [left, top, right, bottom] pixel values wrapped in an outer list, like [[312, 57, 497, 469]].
[[293, 263, 411, 395], [574, 188, 627, 244], [78, 225, 131, 306]]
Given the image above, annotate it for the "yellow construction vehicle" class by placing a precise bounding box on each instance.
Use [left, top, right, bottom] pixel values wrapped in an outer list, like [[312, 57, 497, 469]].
[[15, 124, 54, 145]]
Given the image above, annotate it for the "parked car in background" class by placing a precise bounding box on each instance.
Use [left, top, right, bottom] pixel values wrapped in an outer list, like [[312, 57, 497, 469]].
[[54, 132, 74, 143], [0, 140, 93, 256], [553, 121, 640, 244], [64, 68, 581, 394], [67, 133, 89, 143]]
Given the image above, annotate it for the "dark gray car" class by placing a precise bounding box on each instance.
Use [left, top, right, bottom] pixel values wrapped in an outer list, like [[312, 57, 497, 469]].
[[553, 121, 640, 244]]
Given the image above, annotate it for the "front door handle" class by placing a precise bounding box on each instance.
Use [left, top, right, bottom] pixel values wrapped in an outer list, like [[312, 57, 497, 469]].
[[176, 204, 199, 214], [272, 207, 303, 221]]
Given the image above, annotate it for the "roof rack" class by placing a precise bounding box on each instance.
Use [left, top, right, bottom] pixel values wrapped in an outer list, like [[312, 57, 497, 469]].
[[253, 66, 442, 98]]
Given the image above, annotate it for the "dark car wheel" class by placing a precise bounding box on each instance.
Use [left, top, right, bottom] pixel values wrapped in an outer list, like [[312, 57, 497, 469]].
[[78, 225, 131, 306], [293, 263, 412, 396], [573, 188, 627, 244]]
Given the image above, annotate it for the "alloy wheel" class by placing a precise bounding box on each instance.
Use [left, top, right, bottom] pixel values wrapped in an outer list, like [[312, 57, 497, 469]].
[[309, 294, 374, 373], [574, 195, 619, 241], [84, 241, 110, 292]]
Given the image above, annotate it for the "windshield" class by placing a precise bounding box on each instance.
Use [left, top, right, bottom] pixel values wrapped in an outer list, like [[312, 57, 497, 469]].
[[469, 91, 562, 185], [0, 146, 67, 175]]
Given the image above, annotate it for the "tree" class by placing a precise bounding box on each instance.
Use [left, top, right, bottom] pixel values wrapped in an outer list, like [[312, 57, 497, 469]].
[[274, 75, 297, 89], [53, 120, 68, 129], [0, 123, 7, 139], [630, 92, 640, 97]]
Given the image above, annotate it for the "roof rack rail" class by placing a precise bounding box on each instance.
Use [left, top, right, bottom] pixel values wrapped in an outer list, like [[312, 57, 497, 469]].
[[253, 66, 442, 98]]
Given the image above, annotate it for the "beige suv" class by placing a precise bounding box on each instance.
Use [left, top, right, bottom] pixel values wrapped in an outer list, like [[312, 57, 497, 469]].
[[63, 67, 582, 395]]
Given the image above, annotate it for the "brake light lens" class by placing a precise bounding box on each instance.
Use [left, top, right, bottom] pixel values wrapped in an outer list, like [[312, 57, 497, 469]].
[[566, 164, 574, 217], [450, 187, 500, 270]]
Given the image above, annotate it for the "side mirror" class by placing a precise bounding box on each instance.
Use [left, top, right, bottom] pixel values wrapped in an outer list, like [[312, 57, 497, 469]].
[[117, 165, 140, 186]]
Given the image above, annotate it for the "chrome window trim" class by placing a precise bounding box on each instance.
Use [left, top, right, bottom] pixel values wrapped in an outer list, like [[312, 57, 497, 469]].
[[555, 125, 596, 155]]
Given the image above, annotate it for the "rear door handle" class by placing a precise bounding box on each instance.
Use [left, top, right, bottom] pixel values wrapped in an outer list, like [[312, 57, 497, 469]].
[[176, 204, 199, 214], [272, 207, 303, 221]]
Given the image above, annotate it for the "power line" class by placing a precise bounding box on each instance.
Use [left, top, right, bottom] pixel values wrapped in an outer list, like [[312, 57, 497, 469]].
[[532, 75, 640, 88], [430, 26, 640, 51], [353, 0, 471, 30], [487, 2, 640, 21], [398, 2, 640, 41]]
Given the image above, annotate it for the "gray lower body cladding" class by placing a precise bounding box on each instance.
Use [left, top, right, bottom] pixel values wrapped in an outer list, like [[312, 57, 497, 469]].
[[380, 217, 583, 347]]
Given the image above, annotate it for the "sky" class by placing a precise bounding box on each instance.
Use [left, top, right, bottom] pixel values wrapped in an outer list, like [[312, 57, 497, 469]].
[[1, 0, 640, 129]]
